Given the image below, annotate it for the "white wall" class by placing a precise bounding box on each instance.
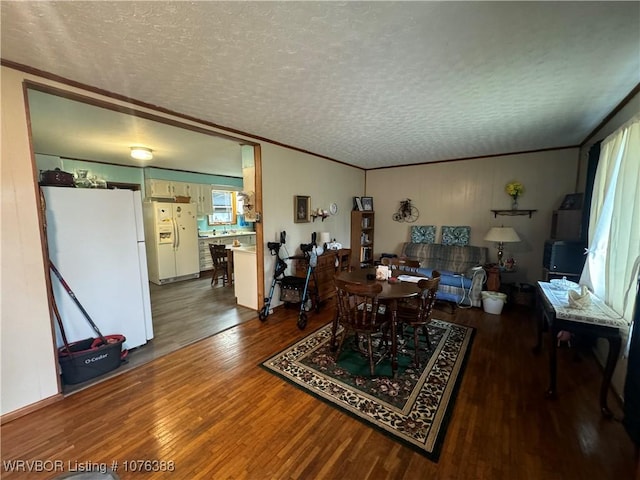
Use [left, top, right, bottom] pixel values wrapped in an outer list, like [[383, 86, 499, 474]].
[[261, 144, 364, 309], [366, 149, 580, 285], [0, 65, 365, 416], [4, 58, 628, 415], [1, 67, 61, 414]]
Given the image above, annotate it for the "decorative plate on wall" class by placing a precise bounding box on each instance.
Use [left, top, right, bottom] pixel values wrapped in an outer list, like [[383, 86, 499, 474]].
[[329, 202, 338, 215]]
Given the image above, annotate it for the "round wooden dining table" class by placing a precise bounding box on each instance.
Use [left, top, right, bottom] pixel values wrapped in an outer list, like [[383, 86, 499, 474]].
[[334, 268, 422, 376]]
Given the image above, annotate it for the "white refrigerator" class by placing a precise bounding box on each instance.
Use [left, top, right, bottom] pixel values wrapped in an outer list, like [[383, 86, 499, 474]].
[[143, 202, 200, 285], [42, 187, 153, 350]]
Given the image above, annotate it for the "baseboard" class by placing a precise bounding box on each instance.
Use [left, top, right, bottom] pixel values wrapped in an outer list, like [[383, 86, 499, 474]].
[[1, 393, 63, 425]]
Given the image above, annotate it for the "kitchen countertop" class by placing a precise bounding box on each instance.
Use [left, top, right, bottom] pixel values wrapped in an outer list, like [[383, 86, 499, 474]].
[[198, 231, 256, 239], [232, 245, 256, 253]]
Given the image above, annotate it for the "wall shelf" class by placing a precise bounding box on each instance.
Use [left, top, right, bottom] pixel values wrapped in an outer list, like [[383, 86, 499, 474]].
[[491, 209, 537, 218]]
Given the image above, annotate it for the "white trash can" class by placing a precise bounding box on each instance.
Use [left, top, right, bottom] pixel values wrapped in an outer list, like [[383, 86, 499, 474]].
[[481, 291, 507, 315]]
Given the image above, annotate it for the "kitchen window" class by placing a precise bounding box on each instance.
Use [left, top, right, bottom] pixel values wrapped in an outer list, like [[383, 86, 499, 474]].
[[208, 190, 237, 225]]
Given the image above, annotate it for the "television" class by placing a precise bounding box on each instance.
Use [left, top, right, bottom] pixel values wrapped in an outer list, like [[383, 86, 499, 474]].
[[543, 240, 586, 273]]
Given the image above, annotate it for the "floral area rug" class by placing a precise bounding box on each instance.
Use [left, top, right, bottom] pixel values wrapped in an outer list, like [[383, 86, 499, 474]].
[[260, 319, 475, 460]]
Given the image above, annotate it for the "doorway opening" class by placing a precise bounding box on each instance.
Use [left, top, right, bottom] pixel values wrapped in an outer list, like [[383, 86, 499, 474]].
[[26, 84, 263, 394]]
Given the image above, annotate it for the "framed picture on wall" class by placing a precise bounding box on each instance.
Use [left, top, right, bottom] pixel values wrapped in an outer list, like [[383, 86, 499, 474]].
[[559, 193, 584, 210], [361, 196, 374, 211], [294, 195, 310, 223]]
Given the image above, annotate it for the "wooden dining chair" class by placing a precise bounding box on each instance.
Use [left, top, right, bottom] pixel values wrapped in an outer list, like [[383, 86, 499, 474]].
[[336, 249, 352, 273], [209, 243, 229, 286], [381, 257, 420, 270], [332, 278, 388, 376], [395, 271, 441, 366]]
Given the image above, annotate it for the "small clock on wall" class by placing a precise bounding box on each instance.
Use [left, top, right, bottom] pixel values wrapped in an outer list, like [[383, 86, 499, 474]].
[[329, 202, 338, 215]]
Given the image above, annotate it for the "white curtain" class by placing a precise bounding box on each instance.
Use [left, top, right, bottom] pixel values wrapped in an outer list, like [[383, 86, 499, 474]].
[[580, 115, 640, 353]]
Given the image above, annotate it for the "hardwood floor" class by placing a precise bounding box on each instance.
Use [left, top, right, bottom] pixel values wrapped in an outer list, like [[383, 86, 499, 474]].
[[63, 274, 255, 394], [2, 300, 636, 479]]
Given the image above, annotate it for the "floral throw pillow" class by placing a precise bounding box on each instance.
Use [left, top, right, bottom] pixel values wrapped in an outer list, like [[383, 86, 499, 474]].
[[441, 226, 471, 246], [410, 225, 436, 244]]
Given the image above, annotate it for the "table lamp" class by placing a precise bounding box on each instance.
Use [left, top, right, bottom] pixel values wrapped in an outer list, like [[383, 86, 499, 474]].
[[484, 226, 520, 266], [319, 232, 331, 248]]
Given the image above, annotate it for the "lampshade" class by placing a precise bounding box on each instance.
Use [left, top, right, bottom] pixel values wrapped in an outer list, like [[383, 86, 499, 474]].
[[130, 146, 153, 161], [319, 232, 331, 245], [484, 226, 521, 243]]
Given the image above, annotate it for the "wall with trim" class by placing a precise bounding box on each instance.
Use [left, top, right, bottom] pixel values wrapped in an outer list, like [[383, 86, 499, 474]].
[[366, 148, 579, 286], [1, 65, 364, 417]]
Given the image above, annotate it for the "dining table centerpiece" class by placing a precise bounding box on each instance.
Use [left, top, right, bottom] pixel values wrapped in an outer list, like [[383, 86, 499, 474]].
[[505, 181, 524, 209]]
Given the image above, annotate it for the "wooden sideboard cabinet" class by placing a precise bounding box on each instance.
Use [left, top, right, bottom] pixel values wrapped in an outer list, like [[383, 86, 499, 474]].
[[294, 249, 351, 303]]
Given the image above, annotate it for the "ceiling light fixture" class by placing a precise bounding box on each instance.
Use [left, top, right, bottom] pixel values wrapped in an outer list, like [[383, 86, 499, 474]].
[[130, 146, 153, 161]]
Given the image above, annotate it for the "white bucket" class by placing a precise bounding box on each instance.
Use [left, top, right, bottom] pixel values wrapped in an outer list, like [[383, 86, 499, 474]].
[[481, 291, 507, 315]]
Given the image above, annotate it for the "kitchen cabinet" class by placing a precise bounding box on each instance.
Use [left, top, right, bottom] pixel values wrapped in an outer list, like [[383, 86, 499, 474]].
[[198, 233, 256, 271], [199, 240, 215, 271], [145, 179, 192, 198], [171, 181, 190, 197], [234, 246, 258, 310], [194, 184, 213, 215], [146, 179, 174, 198], [145, 180, 212, 213], [170, 182, 213, 215]]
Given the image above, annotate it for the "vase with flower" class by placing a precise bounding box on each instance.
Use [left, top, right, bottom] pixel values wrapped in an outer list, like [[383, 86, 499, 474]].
[[505, 181, 524, 210]]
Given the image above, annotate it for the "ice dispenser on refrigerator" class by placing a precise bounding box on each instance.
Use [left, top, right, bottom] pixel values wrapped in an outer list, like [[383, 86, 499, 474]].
[[144, 201, 200, 285]]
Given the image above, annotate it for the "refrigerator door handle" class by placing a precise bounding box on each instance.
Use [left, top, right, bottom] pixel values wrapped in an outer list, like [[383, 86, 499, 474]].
[[174, 217, 180, 249], [171, 217, 178, 249]]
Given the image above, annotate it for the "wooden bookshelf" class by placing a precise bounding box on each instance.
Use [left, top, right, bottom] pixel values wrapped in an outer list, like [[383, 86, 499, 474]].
[[350, 210, 375, 269]]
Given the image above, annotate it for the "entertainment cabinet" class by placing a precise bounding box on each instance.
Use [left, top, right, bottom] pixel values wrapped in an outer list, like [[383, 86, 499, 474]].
[[551, 209, 582, 241], [542, 193, 586, 279]]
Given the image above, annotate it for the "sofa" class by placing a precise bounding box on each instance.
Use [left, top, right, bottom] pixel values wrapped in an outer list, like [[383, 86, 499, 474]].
[[399, 243, 488, 307]]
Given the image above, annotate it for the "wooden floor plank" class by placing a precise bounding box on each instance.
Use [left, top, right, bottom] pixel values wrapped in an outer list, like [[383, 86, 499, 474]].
[[62, 275, 254, 394], [1, 299, 637, 479]]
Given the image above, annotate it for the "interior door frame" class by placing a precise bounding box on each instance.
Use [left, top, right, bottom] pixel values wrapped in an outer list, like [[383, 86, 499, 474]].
[[24, 80, 265, 365]]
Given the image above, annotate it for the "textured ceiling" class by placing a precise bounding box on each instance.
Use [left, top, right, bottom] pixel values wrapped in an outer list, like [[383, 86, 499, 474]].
[[2, 1, 639, 171]]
